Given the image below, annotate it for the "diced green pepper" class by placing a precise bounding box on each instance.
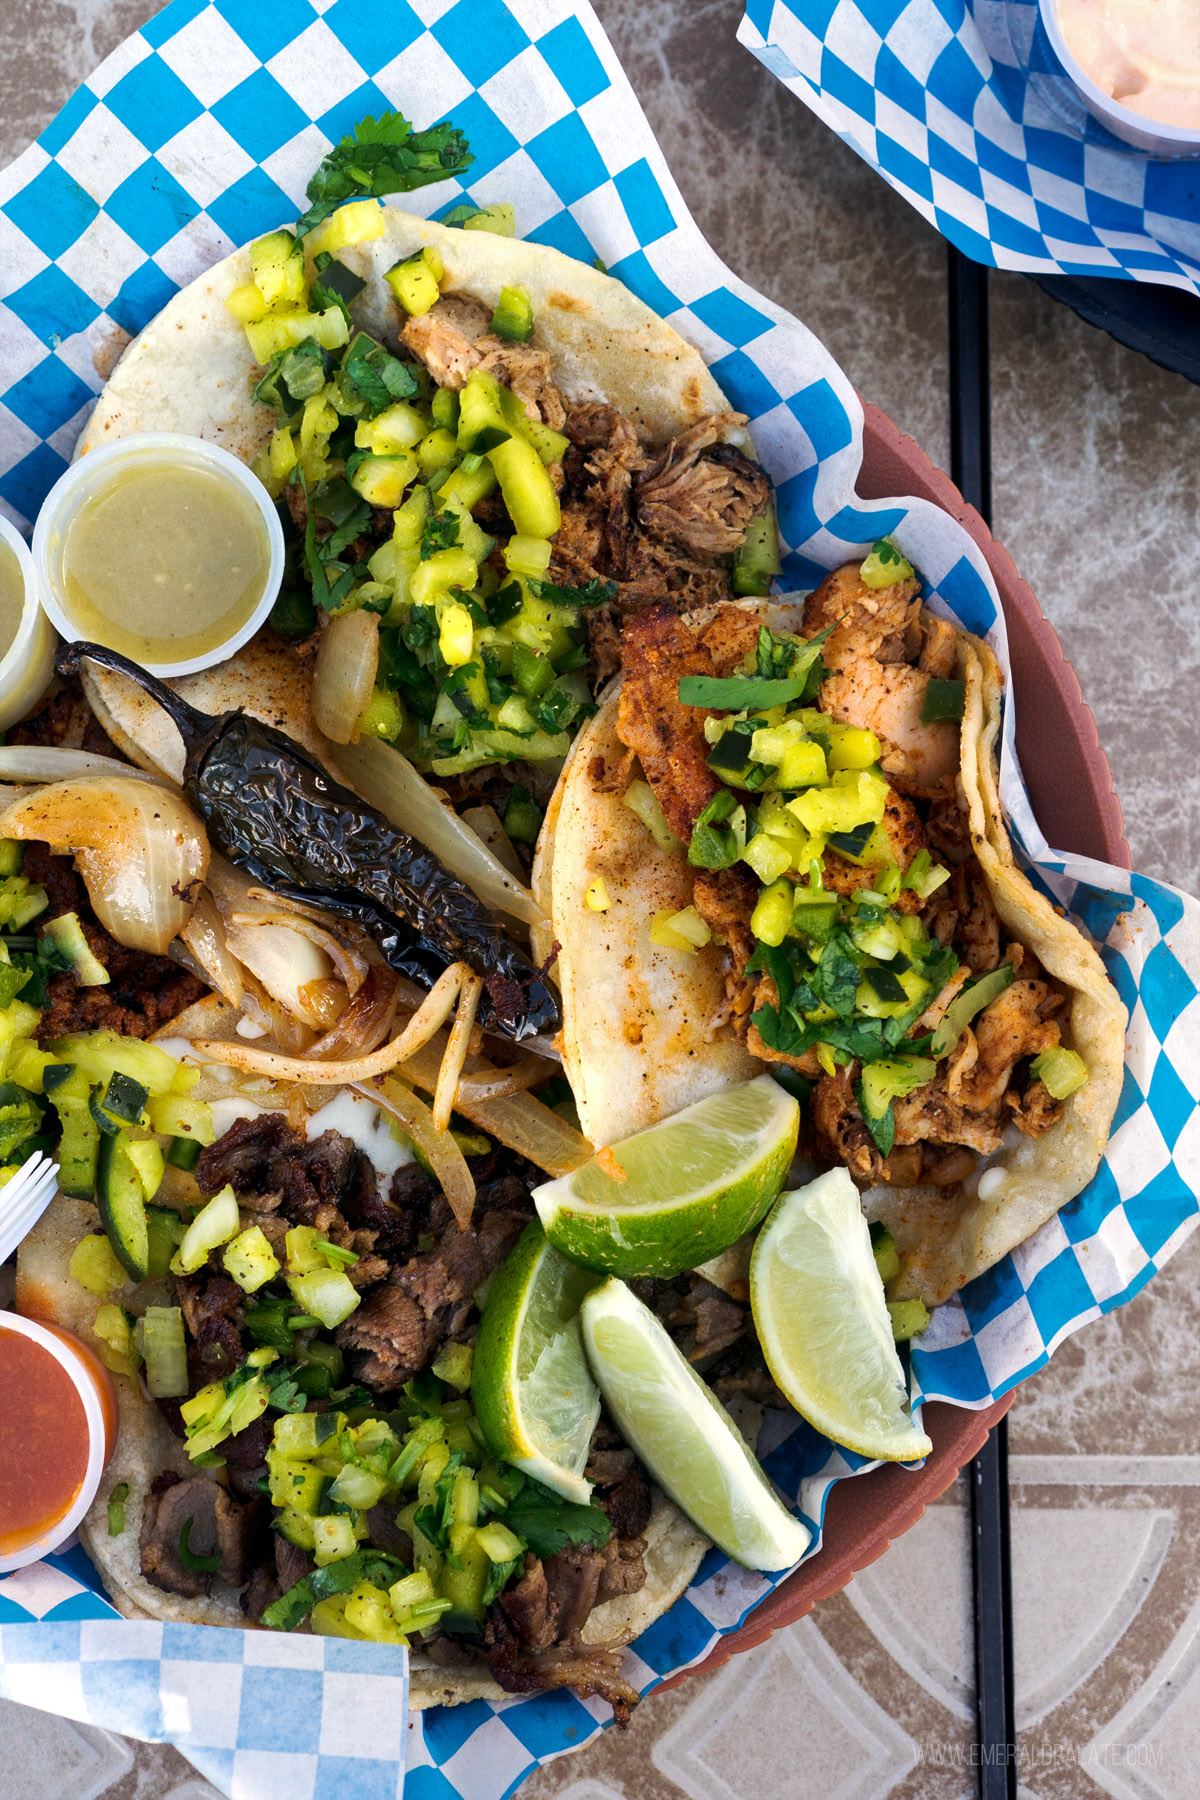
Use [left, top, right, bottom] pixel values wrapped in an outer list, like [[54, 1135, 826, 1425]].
[[490, 285, 533, 343]]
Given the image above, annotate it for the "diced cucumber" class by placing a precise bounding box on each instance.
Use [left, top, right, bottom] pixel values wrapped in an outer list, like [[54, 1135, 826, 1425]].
[[165, 1135, 203, 1172], [42, 912, 110, 985], [171, 1185, 241, 1275], [48, 1031, 180, 1098], [145, 1204, 188, 1280], [125, 1136, 165, 1200], [54, 1096, 100, 1200], [100, 1070, 148, 1126], [486, 433, 560, 538], [146, 1092, 215, 1144], [0, 840, 22, 878], [96, 1129, 150, 1281], [490, 284, 533, 343], [348, 450, 419, 508]]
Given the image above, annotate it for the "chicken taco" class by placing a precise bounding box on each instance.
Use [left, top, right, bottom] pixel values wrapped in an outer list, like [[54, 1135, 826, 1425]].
[[539, 550, 1128, 1304]]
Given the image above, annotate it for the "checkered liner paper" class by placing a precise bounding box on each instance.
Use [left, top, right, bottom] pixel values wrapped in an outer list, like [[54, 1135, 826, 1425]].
[[739, 0, 1200, 293], [0, 2, 1198, 1796]]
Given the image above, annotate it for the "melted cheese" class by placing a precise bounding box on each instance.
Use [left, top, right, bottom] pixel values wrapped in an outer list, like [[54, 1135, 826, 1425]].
[[305, 1091, 414, 1180]]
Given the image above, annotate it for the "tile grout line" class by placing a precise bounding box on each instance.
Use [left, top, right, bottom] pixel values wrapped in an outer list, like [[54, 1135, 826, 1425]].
[[948, 242, 1018, 1800]]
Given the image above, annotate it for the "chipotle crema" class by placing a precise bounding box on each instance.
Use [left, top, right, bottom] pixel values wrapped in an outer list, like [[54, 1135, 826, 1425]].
[[0, 1326, 90, 1554]]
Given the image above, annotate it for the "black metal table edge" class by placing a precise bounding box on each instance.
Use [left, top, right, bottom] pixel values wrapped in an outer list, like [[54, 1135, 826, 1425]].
[[1033, 271, 1200, 387], [948, 243, 1019, 1800]]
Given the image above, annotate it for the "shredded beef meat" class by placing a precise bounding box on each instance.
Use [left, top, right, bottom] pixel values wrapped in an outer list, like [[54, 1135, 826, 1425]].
[[241, 1566, 280, 1623], [599, 1467, 653, 1541], [597, 1535, 648, 1602], [139, 1473, 257, 1597], [336, 1283, 438, 1391], [499, 1553, 554, 1650], [544, 1547, 604, 1639], [486, 1610, 642, 1726], [175, 1273, 246, 1382], [337, 1192, 530, 1390], [275, 1533, 311, 1596]]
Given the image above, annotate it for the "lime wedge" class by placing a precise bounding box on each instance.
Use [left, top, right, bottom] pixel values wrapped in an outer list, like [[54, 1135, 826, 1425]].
[[750, 1169, 933, 1463], [534, 1074, 799, 1279], [580, 1276, 811, 1571], [472, 1221, 601, 1504]]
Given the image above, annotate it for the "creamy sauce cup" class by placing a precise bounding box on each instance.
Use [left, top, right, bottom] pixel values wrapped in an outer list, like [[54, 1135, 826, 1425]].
[[1039, 0, 1200, 155], [0, 514, 55, 731], [34, 433, 285, 678], [0, 1309, 118, 1573]]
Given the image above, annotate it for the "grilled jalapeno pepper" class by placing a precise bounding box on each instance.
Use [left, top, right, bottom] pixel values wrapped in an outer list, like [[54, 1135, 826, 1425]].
[[56, 643, 559, 1043]]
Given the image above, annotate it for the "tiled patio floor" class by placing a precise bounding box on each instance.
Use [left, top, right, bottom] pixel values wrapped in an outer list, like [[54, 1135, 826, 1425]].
[[3, 3, 1197, 1796]]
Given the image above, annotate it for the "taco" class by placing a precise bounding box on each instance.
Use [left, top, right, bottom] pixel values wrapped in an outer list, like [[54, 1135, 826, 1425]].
[[77, 199, 777, 806], [15, 987, 709, 1716], [540, 554, 1128, 1304]]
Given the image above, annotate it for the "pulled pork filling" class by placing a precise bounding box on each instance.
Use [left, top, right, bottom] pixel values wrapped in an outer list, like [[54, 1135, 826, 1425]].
[[612, 563, 1070, 1190], [138, 1118, 653, 1719], [400, 294, 771, 680]]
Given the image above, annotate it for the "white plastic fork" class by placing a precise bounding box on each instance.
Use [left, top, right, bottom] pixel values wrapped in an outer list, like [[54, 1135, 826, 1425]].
[[0, 1151, 59, 1264]]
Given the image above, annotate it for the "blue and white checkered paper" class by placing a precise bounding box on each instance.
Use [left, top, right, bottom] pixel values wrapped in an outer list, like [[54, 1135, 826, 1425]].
[[0, 2, 1198, 1796], [739, 0, 1200, 295]]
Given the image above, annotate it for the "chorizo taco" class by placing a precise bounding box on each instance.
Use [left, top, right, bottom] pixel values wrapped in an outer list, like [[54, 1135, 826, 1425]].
[[539, 551, 1127, 1305]]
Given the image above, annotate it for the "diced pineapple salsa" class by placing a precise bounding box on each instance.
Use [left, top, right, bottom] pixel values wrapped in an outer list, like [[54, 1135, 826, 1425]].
[[657, 569, 1089, 1157], [229, 200, 604, 780]]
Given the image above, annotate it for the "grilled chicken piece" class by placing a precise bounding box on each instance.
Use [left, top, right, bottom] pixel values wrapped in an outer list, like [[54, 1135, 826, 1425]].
[[944, 979, 1063, 1114], [821, 661, 959, 798], [802, 562, 922, 666], [617, 605, 721, 840]]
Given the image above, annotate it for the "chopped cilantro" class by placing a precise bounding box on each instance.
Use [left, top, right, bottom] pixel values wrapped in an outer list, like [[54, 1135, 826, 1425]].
[[297, 112, 473, 239]]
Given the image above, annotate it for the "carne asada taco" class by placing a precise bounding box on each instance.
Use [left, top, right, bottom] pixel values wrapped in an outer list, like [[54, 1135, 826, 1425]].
[[15, 1006, 709, 1713], [541, 553, 1127, 1305]]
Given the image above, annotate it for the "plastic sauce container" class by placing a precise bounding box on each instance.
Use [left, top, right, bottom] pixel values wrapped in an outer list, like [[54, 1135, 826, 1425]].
[[0, 1310, 118, 1573], [0, 514, 56, 732], [1041, 0, 1200, 155], [33, 433, 285, 678]]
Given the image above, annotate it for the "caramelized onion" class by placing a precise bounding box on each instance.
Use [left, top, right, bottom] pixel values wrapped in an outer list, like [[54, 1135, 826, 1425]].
[[0, 777, 208, 955], [191, 962, 469, 1086], [394, 1037, 591, 1176], [361, 1077, 475, 1230], [179, 889, 245, 1008], [433, 972, 483, 1132], [0, 746, 167, 786], [331, 737, 545, 929], [235, 907, 369, 997], [300, 962, 399, 1062], [312, 609, 379, 746]]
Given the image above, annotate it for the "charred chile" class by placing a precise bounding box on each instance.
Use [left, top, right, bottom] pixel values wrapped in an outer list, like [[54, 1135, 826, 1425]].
[[57, 643, 559, 1042]]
